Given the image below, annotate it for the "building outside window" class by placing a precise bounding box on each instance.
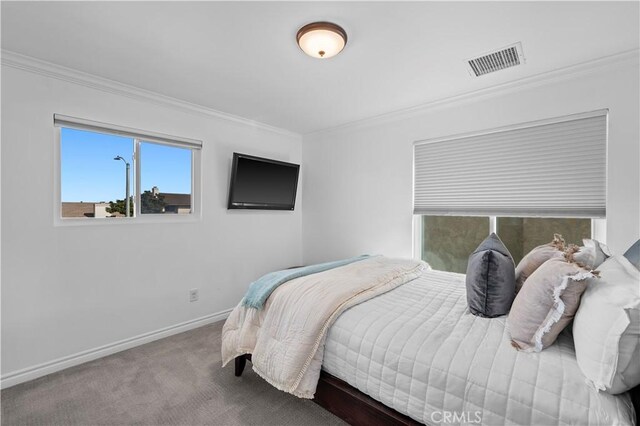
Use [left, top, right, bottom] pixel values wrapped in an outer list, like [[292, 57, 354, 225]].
[[421, 216, 592, 273]]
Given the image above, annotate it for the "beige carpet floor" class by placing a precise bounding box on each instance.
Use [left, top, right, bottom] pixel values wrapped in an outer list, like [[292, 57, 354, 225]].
[[1, 321, 346, 425]]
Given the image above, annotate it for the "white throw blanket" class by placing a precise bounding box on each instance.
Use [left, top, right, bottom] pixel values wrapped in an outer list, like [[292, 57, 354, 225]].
[[221, 256, 426, 398]]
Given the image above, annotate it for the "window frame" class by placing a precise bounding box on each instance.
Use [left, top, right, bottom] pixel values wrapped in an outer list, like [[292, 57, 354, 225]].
[[54, 116, 202, 226]]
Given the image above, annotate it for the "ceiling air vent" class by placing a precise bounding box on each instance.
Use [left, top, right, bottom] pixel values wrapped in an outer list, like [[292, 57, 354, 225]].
[[466, 42, 524, 77]]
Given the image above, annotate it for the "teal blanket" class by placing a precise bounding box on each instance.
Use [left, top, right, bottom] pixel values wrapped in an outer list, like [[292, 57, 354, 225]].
[[242, 255, 371, 309]]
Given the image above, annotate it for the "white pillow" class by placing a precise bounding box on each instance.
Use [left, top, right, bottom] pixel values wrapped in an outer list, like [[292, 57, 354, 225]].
[[572, 239, 610, 269], [584, 239, 611, 268], [573, 255, 640, 394]]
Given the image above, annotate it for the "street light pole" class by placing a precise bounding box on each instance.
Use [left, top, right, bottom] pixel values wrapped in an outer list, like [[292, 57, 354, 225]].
[[114, 156, 131, 217]]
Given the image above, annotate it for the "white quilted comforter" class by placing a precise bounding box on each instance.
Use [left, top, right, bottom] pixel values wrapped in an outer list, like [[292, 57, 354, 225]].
[[323, 269, 636, 425], [222, 257, 425, 398]]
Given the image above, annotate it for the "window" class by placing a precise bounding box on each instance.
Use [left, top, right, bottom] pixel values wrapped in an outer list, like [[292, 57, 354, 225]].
[[60, 128, 134, 218], [421, 216, 489, 273], [56, 115, 201, 221], [421, 216, 592, 273], [414, 110, 607, 272], [496, 217, 592, 265], [139, 142, 192, 215]]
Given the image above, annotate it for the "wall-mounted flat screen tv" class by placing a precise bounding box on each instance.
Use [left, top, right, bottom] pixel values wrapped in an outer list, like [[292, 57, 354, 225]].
[[227, 153, 300, 210]]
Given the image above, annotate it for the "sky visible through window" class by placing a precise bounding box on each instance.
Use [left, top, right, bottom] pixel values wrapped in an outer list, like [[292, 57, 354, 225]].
[[61, 128, 191, 203]]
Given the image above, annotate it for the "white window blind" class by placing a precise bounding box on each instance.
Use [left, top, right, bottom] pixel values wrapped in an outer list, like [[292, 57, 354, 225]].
[[414, 110, 607, 218], [53, 114, 202, 149]]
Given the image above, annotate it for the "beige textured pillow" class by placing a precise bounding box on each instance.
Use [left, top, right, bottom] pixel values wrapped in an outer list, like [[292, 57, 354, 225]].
[[515, 234, 565, 292], [508, 256, 597, 352]]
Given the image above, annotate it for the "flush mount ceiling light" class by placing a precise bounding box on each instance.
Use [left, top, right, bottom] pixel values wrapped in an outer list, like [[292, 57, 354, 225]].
[[296, 22, 347, 59]]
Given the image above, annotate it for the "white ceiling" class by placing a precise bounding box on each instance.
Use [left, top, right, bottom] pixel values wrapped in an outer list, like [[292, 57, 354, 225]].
[[2, 1, 638, 134]]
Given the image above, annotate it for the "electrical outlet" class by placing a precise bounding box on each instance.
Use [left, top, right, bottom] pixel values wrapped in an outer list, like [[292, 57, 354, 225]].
[[189, 288, 199, 302]]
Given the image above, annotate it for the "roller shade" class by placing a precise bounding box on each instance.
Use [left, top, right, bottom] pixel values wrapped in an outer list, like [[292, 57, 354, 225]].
[[54, 114, 202, 149], [413, 110, 607, 218]]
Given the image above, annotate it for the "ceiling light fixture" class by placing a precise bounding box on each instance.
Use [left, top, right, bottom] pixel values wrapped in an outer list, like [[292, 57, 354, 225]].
[[296, 22, 347, 59]]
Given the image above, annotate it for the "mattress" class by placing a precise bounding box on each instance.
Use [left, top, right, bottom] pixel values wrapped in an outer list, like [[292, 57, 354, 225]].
[[322, 269, 636, 425]]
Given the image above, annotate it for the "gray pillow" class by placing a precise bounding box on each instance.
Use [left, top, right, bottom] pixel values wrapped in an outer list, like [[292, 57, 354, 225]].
[[623, 239, 640, 270], [466, 233, 516, 318]]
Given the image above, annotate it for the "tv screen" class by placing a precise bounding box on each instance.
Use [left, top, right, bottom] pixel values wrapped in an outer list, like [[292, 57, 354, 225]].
[[227, 153, 300, 210]]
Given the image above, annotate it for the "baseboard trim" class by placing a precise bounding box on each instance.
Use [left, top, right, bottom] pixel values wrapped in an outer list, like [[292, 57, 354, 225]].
[[0, 308, 233, 389]]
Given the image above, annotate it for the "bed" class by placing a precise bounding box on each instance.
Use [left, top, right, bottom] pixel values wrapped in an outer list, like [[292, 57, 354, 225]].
[[229, 265, 639, 425]]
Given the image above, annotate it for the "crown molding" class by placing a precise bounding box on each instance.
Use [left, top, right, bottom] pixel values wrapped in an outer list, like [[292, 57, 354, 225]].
[[3, 48, 637, 139], [1, 50, 300, 139], [306, 48, 640, 137]]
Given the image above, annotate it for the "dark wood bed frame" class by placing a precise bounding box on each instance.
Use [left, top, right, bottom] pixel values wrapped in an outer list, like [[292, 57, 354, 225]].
[[235, 354, 640, 425]]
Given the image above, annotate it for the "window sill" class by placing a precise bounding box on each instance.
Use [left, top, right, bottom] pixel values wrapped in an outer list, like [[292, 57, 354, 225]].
[[54, 213, 201, 227]]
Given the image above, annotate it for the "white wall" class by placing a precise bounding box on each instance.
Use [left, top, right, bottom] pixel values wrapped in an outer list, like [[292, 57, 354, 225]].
[[2, 53, 639, 388], [302, 57, 640, 265], [1, 65, 303, 383]]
